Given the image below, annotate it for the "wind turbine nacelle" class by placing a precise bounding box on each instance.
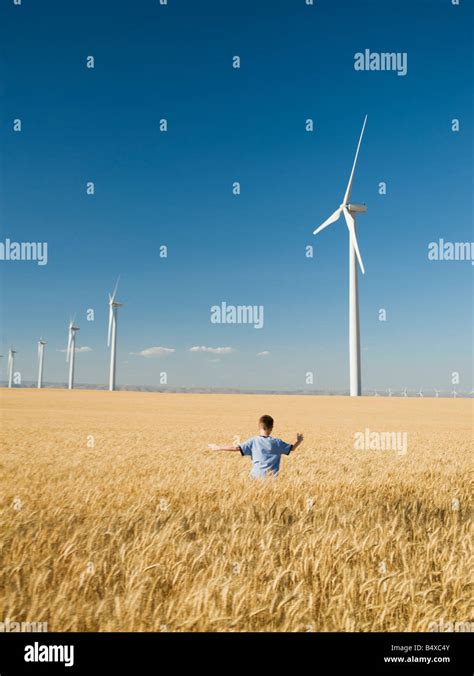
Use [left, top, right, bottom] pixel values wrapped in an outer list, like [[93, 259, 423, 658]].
[[347, 203, 367, 214]]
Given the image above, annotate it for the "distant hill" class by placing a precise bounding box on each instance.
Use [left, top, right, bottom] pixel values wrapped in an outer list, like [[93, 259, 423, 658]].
[[0, 382, 472, 397]]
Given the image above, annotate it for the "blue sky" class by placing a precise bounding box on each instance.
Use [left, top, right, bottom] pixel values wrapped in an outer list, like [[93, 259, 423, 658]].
[[0, 0, 472, 392]]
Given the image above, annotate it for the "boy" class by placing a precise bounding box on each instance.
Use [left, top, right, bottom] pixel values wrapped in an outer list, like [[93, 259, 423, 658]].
[[208, 414, 304, 479]]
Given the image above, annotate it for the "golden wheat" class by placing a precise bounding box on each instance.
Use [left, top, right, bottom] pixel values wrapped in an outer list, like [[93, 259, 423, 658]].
[[1, 389, 472, 632]]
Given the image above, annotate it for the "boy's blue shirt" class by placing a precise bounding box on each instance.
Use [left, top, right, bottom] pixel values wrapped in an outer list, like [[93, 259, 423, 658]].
[[239, 435, 292, 478]]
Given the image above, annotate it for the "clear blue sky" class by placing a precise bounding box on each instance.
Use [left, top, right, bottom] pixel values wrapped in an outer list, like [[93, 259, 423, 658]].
[[0, 0, 472, 392]]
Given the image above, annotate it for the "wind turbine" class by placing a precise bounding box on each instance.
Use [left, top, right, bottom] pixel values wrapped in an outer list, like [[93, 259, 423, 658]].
[[8, 347, 17, 388], [388, 388, 393, 397], [434, 388, 440, 398], [66, 318, 79, 390], [402, 387, 408, 397], [107, 278, 123, 392], [418, 388, 423, 398], [37, 339, 46, 389], [313, 115, 368, 396], [451, 388, 457, 398]]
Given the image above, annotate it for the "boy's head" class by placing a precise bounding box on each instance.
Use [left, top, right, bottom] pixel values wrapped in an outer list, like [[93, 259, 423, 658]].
[[259, 415, 274, 434]]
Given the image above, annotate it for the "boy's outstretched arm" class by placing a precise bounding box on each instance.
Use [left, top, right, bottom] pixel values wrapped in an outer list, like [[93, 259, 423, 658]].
[[290, 432, 304, 452], [208, 443, 241, 452]]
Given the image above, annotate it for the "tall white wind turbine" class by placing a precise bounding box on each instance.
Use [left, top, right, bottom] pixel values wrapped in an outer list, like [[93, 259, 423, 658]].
[[66, 319, 79, 390], [8, 347, 17, 388], [313, 115, 368, 396], [107, 278, 123, 391], [37, 339, 46, 389]]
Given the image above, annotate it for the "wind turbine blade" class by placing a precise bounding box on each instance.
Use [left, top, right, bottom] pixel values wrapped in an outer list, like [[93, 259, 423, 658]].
[[111, 276, 120, 303], [313, 207, 342, 235], [342, 114, 368, 206], [67, 329, 72, 362], [343, 207, 365, 274]]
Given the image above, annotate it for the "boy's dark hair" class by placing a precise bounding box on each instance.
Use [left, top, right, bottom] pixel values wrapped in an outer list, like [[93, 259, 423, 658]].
[[259, 415, 274, 430]]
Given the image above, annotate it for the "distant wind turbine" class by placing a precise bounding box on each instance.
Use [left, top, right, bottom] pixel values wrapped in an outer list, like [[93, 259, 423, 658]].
[[388, 388, 393, 397], [37, 339, 46, 389], [402, 387, 408, 397], [451, 388, 457, 398], [8, 347, 17, 388], [107, 278, 123, 392], [66, 318, 80, 390], [434, 388, 440, 398], [418, 388, 423, 398], [313, 115, 368, 396]]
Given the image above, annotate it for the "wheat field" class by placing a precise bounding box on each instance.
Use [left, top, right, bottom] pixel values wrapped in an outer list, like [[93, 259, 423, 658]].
[[1, 389, 472, 632]]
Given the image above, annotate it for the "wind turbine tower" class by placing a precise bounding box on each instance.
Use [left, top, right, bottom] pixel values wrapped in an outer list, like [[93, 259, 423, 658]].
[[37, 339, 46, 389], [8, 348, 16, 388], [108, 279, 123, 392], [66, 319, 80, 390]]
